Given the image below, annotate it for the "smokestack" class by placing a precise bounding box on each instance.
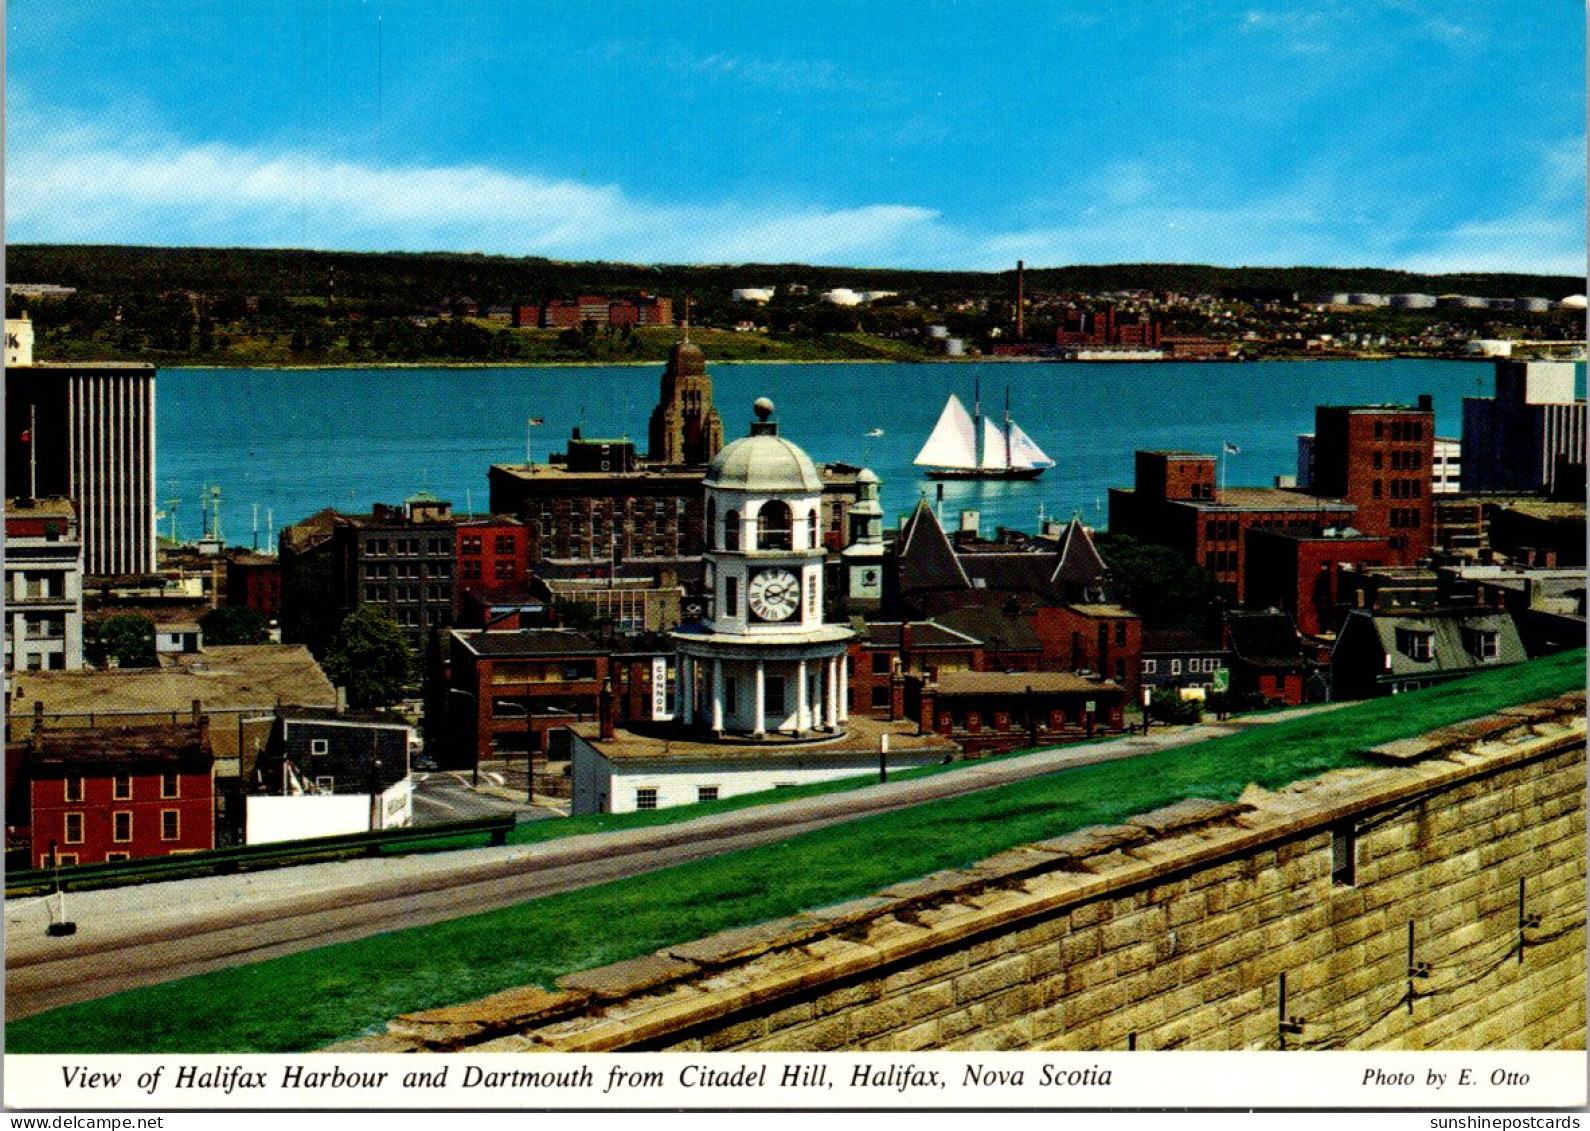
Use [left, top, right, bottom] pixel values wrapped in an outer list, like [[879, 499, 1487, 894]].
[[1016, 260, 1026, 341], [1417, 393, 1433, 413]]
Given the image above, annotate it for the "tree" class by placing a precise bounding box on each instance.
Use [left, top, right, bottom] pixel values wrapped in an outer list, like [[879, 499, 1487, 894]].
[[199, 605, 269, 646], [1094, 533, 1220, 631], [322, 606, 412, 708], [85, 615, 157, 669]]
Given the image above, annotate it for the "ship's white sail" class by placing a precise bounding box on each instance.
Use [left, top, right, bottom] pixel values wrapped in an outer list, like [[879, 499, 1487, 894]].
[[914, 394, 978, 468], [980, 417, 1008, 469], [1006, 420, 1055, 468]]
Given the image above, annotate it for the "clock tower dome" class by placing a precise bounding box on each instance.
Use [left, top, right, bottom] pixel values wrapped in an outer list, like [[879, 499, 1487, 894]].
[[671, 398, 854, 738]]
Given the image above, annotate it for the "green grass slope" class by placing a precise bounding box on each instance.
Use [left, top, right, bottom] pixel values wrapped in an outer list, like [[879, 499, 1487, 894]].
[[8, 650, 1582, 1054]]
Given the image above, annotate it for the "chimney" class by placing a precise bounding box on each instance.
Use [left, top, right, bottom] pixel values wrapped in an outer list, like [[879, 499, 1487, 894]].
[[599, 678, 616, 740], [33, 700, 44, 736], [335, 686, 348, 714], [191, 698, 202, 725], [1417, 393, 1433, 413], [1015, 260, 1025, 341]]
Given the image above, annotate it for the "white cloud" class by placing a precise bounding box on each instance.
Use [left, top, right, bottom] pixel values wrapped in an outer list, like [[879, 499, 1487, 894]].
[[6, 103, 1581, 274]]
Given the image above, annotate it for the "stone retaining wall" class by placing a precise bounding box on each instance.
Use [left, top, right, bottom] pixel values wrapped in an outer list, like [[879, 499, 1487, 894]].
[[340, 694, 1586, 1053]]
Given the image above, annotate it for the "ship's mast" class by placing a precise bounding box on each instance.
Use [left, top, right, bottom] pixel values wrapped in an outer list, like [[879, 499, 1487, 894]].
[[1004, 386, 1013, 470], [973, 375, 983, 468]]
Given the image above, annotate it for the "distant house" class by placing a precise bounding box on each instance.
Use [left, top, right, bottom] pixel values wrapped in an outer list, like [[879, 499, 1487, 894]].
[[1223, 609, 1306, 705], [246, 708, 413, 844], [1140, 629, 1231, 699], [907, 669, 1127, 756], [1330, 608, 1527, 700], [17, 716, 216, 868]]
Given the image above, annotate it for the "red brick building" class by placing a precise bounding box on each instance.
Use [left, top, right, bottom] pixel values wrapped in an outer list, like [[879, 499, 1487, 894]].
[[225, 552, 282, 620], [1311, 400, 1435, 565], [22, 719, 216, 868], [1030, 604, 1143, 698], [906, 670, 1127, 756], [445, 628, 613, 766], [456, 517, 527, 602], [1243, 527, 1392, 637], [1109, 450, 1357, 600], [1055, 307, 1161, 348]]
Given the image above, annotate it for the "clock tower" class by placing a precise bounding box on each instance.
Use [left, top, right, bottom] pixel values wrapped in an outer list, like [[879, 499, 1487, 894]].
[[671, 398, 853, 738]]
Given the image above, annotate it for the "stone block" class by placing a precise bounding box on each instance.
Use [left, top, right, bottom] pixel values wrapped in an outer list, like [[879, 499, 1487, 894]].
[[955, 954, 1030, 1004], [666, 917, 820, 966], [556, 954, 698, 1000], [1127, 798, 1253, 838]]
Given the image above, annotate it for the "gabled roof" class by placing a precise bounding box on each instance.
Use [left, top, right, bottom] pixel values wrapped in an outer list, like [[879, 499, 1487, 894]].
[[26, 723, 213, 769], [1225, 610, 1302, 668], [1050, 515, 1109, 587], [453, 628, 607, 657], [898, 499, 971, 593], [1346, 609, 1529, 677], [932, 606, 1042, 653]]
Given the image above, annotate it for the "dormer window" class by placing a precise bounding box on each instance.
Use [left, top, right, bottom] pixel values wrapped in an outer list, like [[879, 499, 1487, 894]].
[[1463, 627, 1499, 661], [1397, 627, 1434, 662]]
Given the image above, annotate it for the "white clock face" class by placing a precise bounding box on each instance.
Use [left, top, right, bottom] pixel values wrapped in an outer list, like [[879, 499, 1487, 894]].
[[748, 568, 801, 622]]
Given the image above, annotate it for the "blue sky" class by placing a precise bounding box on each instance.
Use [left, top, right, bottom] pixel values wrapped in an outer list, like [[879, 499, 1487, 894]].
[[7, 2, 1585, 272]]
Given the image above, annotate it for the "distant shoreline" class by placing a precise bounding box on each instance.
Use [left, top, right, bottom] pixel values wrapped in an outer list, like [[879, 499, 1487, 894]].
[[156, 354, 1506, 372]]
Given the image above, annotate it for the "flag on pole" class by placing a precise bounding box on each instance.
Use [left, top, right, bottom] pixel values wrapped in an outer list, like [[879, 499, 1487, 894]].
[[527, 417, 544, 426], [1223, 441, 1241, 455], [18, 429, 29, 443]]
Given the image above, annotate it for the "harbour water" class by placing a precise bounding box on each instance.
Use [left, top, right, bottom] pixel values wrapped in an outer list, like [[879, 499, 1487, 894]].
[[157, 359, 1582, 547]]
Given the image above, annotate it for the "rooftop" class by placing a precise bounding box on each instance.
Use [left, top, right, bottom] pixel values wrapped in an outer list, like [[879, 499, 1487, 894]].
[[8, 645, 337, 717], [452, 628, 608, 658], [932, 670, 1122, 696], [581, 715, 957, 763], [21, 722, 213, 769], [1172, 487, 1356, 513]]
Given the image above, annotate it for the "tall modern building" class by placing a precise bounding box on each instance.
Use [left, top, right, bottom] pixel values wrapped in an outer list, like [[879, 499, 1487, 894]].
[[5, 316, 158, 576], [1462, 361, 1586, 494]]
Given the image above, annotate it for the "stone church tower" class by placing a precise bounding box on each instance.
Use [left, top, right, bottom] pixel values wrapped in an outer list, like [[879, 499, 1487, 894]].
[[647, 338, 725, 467]]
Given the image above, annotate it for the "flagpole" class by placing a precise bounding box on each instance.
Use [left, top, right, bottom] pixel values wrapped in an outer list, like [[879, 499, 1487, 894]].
[[1220, 443, 1226, 500], [29, 403, 37, 498]]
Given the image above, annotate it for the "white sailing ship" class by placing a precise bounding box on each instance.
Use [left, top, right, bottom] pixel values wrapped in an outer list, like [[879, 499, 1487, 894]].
[[913, 382, 1054, 480]]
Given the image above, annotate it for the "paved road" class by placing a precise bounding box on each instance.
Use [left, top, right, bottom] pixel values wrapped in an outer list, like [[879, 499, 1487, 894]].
[[410, 770, 558, 825], [5, 713, 1336, 1021]]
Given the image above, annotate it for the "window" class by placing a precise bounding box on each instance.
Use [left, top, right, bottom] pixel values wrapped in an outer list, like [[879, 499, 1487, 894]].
[[1170, 659, 1182, 676], [809, 508, 820, 549], [724, 576, 738, 617], [756, 502, 793, 551], [495, 534, 516, 554], [1397, 628, 1434, 662], [106, 853, 130, 863], [46, 853, 78, 868], [64, 812, 84, 844], [1372, 480, 1382, 498], [315, 776, 335, 792], [764, 676, 786, 717], [871, 652, 893, 674], [1331, 823, 1356, 886], [707, 499, 717, 547], [697, 786, 719, 804], [1141, 659, 1158, 675], [494, 559, 516, 579], [724, 510, 740, 551], [161, 772, 179, 799], [113, 811, 133, 843], [310, 738, 329, 756], [636, 787, 658, 811], [64, 776, 84, 802], [807, 574, 817, 619], [1464, 627, 1500, 661], [113, 774, 132, 800], [1115, 622, 1127, 645], [871, 686, 891, 708], [161, 810, 180, 841]]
